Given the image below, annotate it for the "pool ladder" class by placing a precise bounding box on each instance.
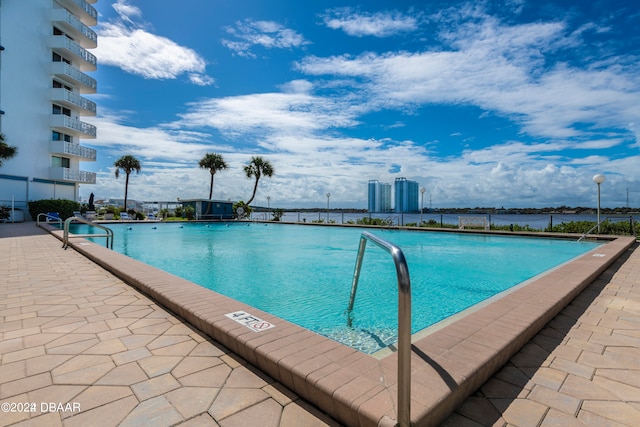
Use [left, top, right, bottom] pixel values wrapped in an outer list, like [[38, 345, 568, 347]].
[[62, 216, 114, 249], [347, 231, 411, 427]]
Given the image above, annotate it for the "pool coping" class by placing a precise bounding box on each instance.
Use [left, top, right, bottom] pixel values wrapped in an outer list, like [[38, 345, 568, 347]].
[[40, 223, 636, 427]]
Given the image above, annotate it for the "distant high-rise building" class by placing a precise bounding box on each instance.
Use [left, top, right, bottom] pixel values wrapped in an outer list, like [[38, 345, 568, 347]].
[[394, 177, 419, 212], [368, 180, 391, 213], [0, 0, 99, 210]]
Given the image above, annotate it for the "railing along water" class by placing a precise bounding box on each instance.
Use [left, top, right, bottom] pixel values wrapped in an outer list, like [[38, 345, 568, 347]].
[[347, 231, 411, 427], [578, 215, 637, 242], [63, 216, 113, 249]]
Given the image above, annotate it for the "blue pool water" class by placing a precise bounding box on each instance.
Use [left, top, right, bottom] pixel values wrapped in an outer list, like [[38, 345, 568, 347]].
[[74, 222, 600, 353]]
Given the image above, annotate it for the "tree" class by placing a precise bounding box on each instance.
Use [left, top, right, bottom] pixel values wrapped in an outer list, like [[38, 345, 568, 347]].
[[233, 201, 252, 219], [0, 133, 17, 168], [198, 153, 228, 199], [243, 156, 274, 206], [114, 155, 141, 211]]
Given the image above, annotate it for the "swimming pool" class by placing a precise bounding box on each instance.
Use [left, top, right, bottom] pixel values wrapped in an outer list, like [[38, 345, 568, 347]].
[[74, 222, 600, 353]]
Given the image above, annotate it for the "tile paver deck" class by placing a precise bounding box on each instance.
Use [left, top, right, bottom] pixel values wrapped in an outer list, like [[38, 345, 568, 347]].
[[443, 238, 640, 427], [0, 223, 338, 427], [1, 221, 639, 426]]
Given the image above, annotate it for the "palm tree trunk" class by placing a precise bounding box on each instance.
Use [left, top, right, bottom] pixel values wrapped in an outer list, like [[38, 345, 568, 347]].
[[124, 173, 130, 212], [208, 173, 214, 200], [246, 178, 259, 205]]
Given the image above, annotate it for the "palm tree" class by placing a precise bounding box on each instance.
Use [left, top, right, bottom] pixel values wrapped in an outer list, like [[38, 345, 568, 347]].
[[199, 153, 228, 199], [243, 156, 274, 206], [0, 133, 17, 168], [114, 155, 141, 211]]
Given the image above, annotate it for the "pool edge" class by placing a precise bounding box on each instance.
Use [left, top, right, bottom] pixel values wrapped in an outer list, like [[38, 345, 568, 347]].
[[41, 224, 636, 427]]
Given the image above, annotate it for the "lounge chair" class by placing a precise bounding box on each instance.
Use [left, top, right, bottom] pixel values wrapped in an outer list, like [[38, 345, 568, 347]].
[[46, 212, 60, 222]]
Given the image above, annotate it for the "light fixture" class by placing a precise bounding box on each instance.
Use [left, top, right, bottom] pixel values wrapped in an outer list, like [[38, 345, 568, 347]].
[[592, 174, 605, 233]]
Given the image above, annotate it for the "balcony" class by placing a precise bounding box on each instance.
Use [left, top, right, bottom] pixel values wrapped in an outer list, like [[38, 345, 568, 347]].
[[54, 0, 97, 27], [50, 167, 96, 184], [51, 115, 96, 139], [51, 62, 96, 94], [51, 88, 96, 116], [49, 35, 96, 71], [50, 140, 96, 161], [50, 9, 97, 49]]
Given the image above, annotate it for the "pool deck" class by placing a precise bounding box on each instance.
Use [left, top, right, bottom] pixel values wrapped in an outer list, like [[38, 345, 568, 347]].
[[1, 222, 639, 426]]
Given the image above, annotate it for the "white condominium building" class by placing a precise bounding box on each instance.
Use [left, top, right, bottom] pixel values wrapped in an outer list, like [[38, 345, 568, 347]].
[[0, 0, 98, 210]]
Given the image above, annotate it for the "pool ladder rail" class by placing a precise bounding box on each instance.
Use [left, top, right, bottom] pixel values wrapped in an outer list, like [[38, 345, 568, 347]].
[[578, 215, 637, 242], [347, 231, 411, 427], [62, 216, 114, 249], [36, 212, 63, 227]]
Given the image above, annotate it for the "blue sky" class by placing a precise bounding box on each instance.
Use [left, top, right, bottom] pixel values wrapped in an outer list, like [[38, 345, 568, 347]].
[[83, 0, 640, 208]]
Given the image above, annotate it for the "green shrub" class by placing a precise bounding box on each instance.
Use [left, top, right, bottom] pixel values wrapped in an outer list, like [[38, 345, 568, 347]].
[[549, 220, 636, 235], [356, 217, 393, 226], [271, 208, 284, 222], [184, 205, 195, 220], [0, 205, 10, 220], [28, 199, 80, 221], [492, 224, 541, 232], [233, 201, 252, 219]]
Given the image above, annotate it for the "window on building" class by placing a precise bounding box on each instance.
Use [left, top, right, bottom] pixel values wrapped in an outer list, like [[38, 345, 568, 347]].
[[52, 131, 72, 142], [52, 156, 70, 168], [53, 26, 75, 43], [52, 80, 72, 91], [52, 52, 71, 65], [52, 104, 71, 116]]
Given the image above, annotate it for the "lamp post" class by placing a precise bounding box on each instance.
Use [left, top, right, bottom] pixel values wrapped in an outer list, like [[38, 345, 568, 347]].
[[420, 187, 426, 226], [326, 193, 330, 222], [593, 174, 605, 233], [267, 196, 271, 220]]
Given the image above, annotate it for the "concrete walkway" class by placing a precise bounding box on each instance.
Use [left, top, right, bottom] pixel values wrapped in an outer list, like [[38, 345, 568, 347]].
[[1, 222, 639, 426], [444, 238, 640, 426], [0, 223, 338, 427]]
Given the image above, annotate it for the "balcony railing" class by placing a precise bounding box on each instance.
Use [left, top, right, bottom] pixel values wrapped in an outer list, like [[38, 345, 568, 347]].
[[50, 8, 97, 48], [51, 62, 97, 94], [50, 141, 96, 161], [51, 88, 96, 116], [51, 115, 97, 139], [50, 167, 97, 184], [49, 35, 96, 71], [55, 0, 97, 26]]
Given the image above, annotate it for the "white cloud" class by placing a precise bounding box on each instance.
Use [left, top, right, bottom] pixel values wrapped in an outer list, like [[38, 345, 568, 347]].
[[86, 107, 639, 208], [111, 0, 141, 20], [222, 20, 309, 58], [173, 90, 361, 139], [96, 0, 213, 84], [83, 3, 640, 209], [297, 11, 640, 144], [322, 8, 419, 37]]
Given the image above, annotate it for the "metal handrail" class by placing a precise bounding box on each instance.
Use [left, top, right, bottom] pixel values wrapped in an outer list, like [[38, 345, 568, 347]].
[[578, 215, 637, 241], [37, 213, 63, 227], [63, 216, 113, 249], [578, 221, 603, 242], [384, 216, 397, 227], [347, 231, 411, 427]]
